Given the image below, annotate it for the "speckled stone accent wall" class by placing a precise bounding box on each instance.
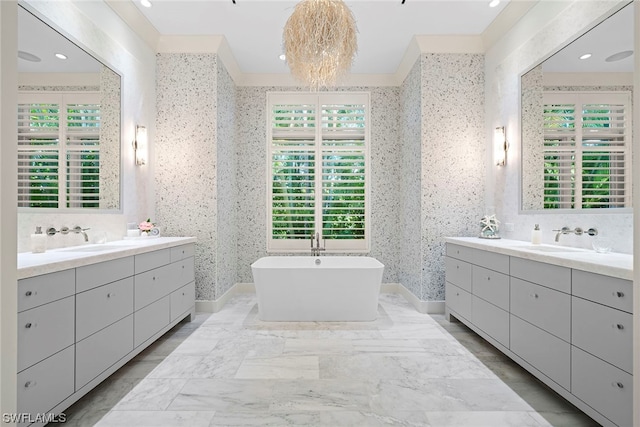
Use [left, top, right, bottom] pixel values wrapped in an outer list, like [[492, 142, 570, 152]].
[[420, 53, 486, 301], [521, 65, 544, 210], [235, 86, 402, 285], [155, 53, 218, 301], [215, 61, 238, 298], [99, 65, 121, 210], [399, 60, 423, 299]]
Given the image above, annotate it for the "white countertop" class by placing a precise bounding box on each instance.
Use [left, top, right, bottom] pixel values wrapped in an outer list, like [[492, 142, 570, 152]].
[[18, 236, 196, 280], [445, 237, 633, 281]]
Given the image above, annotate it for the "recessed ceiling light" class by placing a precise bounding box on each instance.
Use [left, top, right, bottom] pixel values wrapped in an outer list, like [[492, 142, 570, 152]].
[[279, 54, 286, 61], [18, 50, 41, 62], [605, 50, 633, 62], [489, 0, 500, 7], [141, 0, 152, 7], [579, 53, 592, 60], [55, 53, 68, 60]]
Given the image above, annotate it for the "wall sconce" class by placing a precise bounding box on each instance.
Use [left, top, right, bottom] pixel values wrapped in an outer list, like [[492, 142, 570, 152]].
[[494, 126, 508, 166], [133, 125, 147, 166]]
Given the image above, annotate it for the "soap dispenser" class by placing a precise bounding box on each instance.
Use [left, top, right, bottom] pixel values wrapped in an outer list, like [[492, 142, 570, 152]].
[[31, 226, 47, 253], [531, 224, 542, 245]]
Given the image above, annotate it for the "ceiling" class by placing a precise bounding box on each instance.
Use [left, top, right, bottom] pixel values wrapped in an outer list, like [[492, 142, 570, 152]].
[[130, 0, 512, 75]]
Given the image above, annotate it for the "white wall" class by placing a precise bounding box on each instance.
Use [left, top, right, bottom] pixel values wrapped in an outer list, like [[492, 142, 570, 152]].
[[485, 0, 633, 254]]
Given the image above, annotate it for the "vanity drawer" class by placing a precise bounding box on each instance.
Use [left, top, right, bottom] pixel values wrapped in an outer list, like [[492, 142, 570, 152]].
[[472, 250, 509, 275], [76, 277, 134, 342], [17, 346, 74, 419], [18, 296, 75, 372], [170, 244, 195, 263], [572, 296, 632, 373], [510, 277, 570, 342], [472, 265, 509, 310], [76, 256, 134, 293], [446, 243, 475, 263], [134, 264, 173, 310], [18, 269, 75, 312], [135, 296, 170, 348], [572, 270, 633, 313], [472, 296, 509, 347], [171, 281, 195, 322], [572, 346, 632, 427], [445, 282, 471, 321], [135, 248, 171, 274], [510, 257, 570, 293], [76, 314, 133, 390], [510, 315, 570, 390], [170, 257, 195, 290], [445, 257, 472, 292]]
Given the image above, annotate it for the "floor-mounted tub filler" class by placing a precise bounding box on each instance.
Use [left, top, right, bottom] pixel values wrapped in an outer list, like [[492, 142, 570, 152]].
[[251, 256, 385, 321]]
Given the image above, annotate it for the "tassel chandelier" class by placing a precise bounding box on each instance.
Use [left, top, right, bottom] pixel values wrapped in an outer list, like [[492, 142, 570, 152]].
[[283, 0, 358, 90]]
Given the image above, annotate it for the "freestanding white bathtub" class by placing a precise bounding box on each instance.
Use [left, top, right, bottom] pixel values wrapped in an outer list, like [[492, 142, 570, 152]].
[[251, 256, 385, 321]]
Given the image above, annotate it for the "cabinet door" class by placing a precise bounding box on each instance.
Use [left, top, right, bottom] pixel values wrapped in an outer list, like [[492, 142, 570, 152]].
[[170, 257, 195, 291], [18, 269, 75, 312], [170, 244, 195, 263], [134, 296, 170, 348], [572, 346, 632, 427], [17, 346, 74, 418], [472, 296, 509, 347], [445, 282, 472, 321], [171, 281, 195, 322], [445, 257, 472, 292], [76, 277, 134, 342], [135, 248, 171, 274], [572, 296, 633, 373], [76, 257, 134, 293], [134, 264, 173, 310], [18, 296, 75, 372], [472, 265, 509, 310], [572, 270, 633, 313], [76, 315, 134, 390], [510, 277, 570, 342], [510, 257, 571, 293], [510, 315, 570, 390]]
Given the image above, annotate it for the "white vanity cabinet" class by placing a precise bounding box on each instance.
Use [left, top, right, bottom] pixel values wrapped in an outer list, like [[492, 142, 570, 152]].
[[444, 240, 633, 427], [17, 239, 196, 427]]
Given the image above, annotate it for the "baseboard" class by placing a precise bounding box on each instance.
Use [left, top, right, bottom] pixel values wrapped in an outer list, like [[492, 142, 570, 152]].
[[196, 282, 444, 314]]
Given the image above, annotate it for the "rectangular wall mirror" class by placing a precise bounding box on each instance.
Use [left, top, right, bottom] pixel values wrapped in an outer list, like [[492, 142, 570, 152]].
[[520, 2, 634, 212], [17, 5, 122, 211]]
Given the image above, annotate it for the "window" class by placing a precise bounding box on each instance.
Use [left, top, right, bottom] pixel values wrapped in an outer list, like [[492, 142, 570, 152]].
[[18, 92, 101, 209], [543, 91, 631, 209], [267, 92, 370, 252]]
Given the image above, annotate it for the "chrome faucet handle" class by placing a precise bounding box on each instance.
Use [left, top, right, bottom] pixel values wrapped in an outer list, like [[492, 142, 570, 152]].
[[586, 228, 598, 236], [573, 227, 583, 236], [552, 226, 571, 234], [73, 226, 90, 233]]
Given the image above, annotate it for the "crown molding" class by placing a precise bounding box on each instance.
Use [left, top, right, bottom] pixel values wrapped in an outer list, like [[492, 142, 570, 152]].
[[482, 0, 539, 51], [104, 0, 159, 51]]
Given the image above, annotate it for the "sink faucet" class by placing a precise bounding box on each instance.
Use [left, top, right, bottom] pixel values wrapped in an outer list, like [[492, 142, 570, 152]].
[[311, 231, 325, 256], [72, 226, 91, 242], [553, 226, 571, 242]]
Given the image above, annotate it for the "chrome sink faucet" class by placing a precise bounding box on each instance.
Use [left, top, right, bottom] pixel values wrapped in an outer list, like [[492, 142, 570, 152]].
[[72, 226, 91, 242], [553, 226, 598, 242], [553, 226, 571, 242], [311, 231, 325, 256]]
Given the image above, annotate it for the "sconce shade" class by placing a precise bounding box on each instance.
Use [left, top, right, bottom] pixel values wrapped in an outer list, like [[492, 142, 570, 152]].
[[134, 125, 148, 166], [283, 0, 357, 90], [494, 126, 508, 166]]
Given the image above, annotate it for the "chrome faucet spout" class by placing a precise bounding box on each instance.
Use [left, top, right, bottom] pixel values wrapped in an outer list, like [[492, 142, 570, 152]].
[[552, 226, 571, 242], [73, 226, 90, 242]]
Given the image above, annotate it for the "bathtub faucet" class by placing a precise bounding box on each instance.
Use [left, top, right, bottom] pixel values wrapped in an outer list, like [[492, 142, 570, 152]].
[[311, 232, 325, 256]]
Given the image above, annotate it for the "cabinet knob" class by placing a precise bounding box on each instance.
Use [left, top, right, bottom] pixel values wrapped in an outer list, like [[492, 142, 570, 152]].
[[615, 323, 624, 330], [24, 381, 36, 389], [614, 291, 625, 298], [456, 292, 460, 296], [25, 290, 33, 297], [107, 293, 115, 298], [25, 322, 32, 329], [530, 293, 539, 299], [487, 276, 491, 281], [152, 276, 156, 281], [614, 382, 624, 389]]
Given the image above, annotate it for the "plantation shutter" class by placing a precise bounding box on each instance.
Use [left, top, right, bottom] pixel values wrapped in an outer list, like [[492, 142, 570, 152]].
[[18, 92, 101, 209], [267, 92, 370, 252], [543, 92, 631, 209]]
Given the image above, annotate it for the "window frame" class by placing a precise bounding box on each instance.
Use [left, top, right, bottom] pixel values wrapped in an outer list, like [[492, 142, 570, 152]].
[[17, 91, 101, 211], [542, 90, 632, 210], [266, 92, 371, 253]]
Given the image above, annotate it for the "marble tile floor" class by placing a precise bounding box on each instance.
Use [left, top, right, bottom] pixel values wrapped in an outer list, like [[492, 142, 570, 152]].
[[61, 294, 600, 427]]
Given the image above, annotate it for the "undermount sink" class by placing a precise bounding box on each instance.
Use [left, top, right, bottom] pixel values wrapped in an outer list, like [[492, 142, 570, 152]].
[[60, 244, 127, 253], [518, 245, 582, 253]]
